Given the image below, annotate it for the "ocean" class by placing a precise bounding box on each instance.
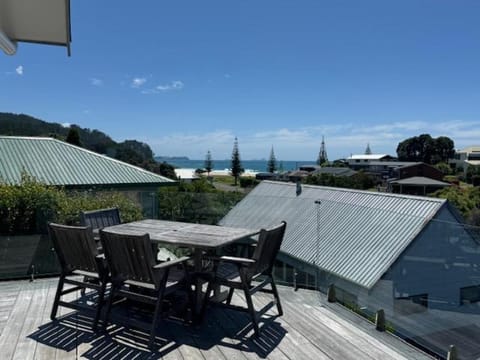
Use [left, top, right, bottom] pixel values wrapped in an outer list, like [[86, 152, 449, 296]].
[[162, 159, 317, 173]]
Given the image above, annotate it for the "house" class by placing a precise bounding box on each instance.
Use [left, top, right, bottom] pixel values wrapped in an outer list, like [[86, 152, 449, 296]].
[[312, 166, 357, 177], [220, 181, 480, 355], [387, 163, 450, 195], [388, 176, 451, 196], [392, 162, 444, 181], [174, 168, 200, 182], [0, 136, 175, 217], [366, 161, 417, 179], [449, 145, 480, 173], [345, 154, 395, 170]]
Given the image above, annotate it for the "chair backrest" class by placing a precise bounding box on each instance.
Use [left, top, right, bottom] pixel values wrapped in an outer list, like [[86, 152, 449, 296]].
[[250, 221, 287, 277], [48, 223, 100, 274], [100, 230, 158, 287], [80, 207, 121, 230]]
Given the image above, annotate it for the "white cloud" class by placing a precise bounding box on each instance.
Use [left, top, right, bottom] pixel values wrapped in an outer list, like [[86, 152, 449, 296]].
[[131, 77, 147, 88], [15, 66, 23, 75], [142, 80, 184, 94], [142, 119, 480, 160], [90, 78, 103, 86]]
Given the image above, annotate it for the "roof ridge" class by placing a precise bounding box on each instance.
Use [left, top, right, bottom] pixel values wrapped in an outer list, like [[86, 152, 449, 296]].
[[47, 137, 171, 181], [262, 180, 446, 203]]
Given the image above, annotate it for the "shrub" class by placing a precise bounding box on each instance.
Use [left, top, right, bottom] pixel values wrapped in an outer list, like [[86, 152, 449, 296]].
[[239, 177, 259, 188], [0, 173, 61, 235], [158, 179, 244, 224], [55, 191, 143, 225], [0, 173, 143, 235]]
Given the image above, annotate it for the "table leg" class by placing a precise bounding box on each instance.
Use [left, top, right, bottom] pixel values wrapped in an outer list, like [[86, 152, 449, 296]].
[[193, 248, 204, 313]]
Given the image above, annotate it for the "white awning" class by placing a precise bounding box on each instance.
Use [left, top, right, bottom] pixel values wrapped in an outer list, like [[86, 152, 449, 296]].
[[0, 0, 71, 56]]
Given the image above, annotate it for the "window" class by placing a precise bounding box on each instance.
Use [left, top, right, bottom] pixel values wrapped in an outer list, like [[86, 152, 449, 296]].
[[460, 286, 480, 304], [394, 293, 428, 314]]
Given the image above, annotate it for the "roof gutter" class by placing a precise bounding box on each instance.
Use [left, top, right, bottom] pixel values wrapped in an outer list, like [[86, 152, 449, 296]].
[[0, 30, 17, 55]]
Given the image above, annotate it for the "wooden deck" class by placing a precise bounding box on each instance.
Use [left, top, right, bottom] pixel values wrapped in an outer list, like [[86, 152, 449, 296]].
[[0, 278, 434, 360]]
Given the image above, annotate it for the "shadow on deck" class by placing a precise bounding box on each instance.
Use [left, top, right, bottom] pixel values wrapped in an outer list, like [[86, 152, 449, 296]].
[[0, 278, 433, 360]]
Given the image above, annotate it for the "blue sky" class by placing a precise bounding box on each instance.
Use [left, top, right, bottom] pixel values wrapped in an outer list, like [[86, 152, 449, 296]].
[[2, 0, 480, 160]]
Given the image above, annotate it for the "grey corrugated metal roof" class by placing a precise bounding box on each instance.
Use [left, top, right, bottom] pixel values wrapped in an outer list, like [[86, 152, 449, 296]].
[[389, 176, 451, 186], [220, 181, 447, 289], [312, 167, 357, 177], [368, 161, 418, 167], [0, 136, 173, 186]]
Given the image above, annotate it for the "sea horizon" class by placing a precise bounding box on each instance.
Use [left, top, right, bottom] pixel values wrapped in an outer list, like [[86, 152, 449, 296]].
[[161, 159, 318, 172]]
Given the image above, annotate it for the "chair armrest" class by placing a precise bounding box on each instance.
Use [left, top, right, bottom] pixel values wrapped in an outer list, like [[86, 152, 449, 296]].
[[219, 256, 256, 265], [153, 256, 191, 270]]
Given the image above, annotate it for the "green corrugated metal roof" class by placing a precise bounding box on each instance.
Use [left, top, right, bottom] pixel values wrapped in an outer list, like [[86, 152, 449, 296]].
[[0, 136, 174, 187]]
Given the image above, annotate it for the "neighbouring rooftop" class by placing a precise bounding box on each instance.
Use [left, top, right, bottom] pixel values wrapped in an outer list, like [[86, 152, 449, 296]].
[[220, 181, 448, 289], [0, 277, 433, 359], [0, 136, 173, 187]]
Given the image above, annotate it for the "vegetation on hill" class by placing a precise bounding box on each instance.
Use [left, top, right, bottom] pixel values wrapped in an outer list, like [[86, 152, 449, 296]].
[[0, 112, 176, 179]]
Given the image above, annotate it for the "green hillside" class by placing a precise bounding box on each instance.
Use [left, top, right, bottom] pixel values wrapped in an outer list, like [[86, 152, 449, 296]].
[[0, 112, 176, 179]]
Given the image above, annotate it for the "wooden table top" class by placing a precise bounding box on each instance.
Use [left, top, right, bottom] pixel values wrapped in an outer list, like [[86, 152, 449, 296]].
[[103, 219, 259, 249]]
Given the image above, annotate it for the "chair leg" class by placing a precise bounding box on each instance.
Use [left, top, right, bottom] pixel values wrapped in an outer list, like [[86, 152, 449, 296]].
[[199, 279, 214, 323], [226, 288, 235, 305], [270, 277, 283, 316], [244, 288, 259, 337], [50, 274, 65, 320], [103, 284, 117, 331], [93, 280, 107, 329], [149, 289, 165, 350]]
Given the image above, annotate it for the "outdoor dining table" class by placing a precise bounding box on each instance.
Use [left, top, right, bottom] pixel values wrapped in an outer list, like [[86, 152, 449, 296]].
[[102, 219, 260, 312]]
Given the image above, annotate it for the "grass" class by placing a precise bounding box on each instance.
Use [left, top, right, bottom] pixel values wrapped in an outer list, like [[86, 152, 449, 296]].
[[210, 175, 237, 186]]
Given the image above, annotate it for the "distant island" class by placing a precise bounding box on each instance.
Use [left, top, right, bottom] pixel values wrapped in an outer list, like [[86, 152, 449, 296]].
[[155, 156, 190, 161]]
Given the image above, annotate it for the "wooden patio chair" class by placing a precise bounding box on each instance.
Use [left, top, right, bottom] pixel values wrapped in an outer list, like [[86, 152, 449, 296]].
[[99, 229, 193, 350], [79, 207, 121, 241], [48, 223, 109, 329], [201, 221, 287, 337]]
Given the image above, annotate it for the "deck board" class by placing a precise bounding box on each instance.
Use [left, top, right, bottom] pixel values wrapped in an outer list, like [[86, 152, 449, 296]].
[[0, 278, 434, 359]]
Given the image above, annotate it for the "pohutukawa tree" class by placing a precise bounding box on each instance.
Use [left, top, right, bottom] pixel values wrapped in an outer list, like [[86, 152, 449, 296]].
[[231, 137, 244, 185], [396, 134, 455, 164]]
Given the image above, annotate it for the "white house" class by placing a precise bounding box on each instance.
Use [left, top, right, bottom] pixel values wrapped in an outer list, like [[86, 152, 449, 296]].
[[345, 154, 395, 170], [449, 145, 480, 173]]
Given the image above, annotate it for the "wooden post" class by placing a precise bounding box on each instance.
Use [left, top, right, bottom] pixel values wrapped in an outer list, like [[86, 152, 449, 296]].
[[375, 309, 385, 331], [447, 345, 457, 360], [327, 284, 336, 303]]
